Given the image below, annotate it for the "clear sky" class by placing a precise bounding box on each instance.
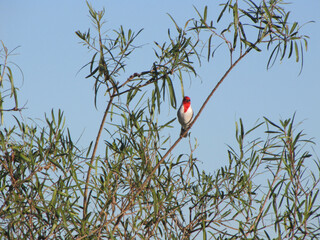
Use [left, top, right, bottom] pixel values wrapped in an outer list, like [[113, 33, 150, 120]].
[[1, 0, 320, 172]]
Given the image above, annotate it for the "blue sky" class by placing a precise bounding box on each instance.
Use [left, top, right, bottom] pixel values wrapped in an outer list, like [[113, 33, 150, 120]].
[[1, 0, 320, 171]]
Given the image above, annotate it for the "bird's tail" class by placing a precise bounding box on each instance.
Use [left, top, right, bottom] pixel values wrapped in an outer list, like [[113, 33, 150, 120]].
[[180, 127, 188, 138]]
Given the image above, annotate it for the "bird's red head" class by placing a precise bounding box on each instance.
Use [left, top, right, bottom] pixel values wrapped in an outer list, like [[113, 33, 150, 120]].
[[183, 96, 191, 103], [182, 96, 191, 112]]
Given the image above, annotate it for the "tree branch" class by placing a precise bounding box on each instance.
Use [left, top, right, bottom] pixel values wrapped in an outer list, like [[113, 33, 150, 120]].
[[83, 88, 116, 219], [112, 44, 255, 231]]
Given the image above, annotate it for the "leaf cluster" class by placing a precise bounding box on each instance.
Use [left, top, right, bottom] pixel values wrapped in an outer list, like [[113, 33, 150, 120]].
[[192, 0, 310, 72], [0, 42, 23, 124]]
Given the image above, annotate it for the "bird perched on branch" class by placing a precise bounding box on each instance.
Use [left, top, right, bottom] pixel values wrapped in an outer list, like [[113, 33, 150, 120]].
[[177, 96, 194, 138]]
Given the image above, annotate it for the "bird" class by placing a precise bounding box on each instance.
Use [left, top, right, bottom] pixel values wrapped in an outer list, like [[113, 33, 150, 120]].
[[177, 96, 194, 138]]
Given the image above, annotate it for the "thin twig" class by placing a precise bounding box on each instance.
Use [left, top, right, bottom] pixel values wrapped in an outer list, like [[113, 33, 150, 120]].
[[83, 88, 116, 219]]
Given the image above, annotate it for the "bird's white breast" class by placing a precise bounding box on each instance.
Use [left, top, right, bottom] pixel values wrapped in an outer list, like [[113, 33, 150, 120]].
[[178, 105, 193, 128]]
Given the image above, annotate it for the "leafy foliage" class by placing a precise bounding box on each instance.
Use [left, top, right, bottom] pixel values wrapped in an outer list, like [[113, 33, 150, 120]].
[[0, 1, 319, 239], [0, 42, 22, 124]]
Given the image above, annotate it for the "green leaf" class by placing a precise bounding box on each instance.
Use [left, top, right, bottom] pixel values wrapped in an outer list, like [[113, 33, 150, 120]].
[[290, 22, 298, 35], [239, 22, 246, 41], [232, 3, 239, 49], [263, 1, 271, 20], [288, 40, 293, 59], [166, 75, 176, 108], [207, 34, 212, 62], [240, 9, 257, 23], [267, 43, 280, 69], [294, 41, 299, 62], [167, 13, 181, 33], [217, 0, 230, 23], [241, 38, 261, 52], [203, 6, 208, 23]]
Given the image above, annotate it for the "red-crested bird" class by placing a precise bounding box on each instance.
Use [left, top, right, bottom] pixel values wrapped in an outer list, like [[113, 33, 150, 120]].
[[177, 96, 194, 138]]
